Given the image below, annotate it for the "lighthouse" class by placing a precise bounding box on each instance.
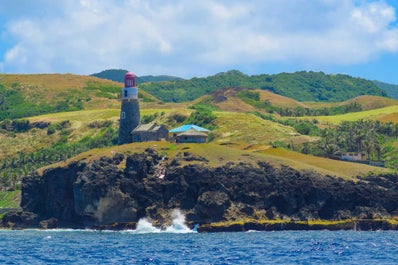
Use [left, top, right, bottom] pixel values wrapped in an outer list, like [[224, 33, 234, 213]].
[[118, 71, 140, 145]]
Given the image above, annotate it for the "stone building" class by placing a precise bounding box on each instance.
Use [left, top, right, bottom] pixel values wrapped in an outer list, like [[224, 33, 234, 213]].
[[175, 128, 208, 143], [132, 123, 169, 142]]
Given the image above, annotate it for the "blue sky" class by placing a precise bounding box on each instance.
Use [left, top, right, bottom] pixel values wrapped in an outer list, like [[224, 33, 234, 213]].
[[1, 0, 398, 84]]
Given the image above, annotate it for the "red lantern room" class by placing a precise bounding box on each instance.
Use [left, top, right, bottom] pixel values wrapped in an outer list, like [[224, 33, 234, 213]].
[[124, 72, 136, 87]]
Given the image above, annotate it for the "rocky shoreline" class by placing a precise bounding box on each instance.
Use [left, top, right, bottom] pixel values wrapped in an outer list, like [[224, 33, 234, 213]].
[[2, 148, 398, 231]]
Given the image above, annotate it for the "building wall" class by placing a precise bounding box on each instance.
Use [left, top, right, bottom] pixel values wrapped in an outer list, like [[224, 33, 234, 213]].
[[341, 152, 366, 161], [176, 135, 207, 143], [132, 126, 169, 142], [118, 100, 140, 145]]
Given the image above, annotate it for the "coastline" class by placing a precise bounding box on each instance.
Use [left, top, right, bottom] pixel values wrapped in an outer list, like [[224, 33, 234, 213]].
[[3, 149, 398, 231], [197, 219, 398, 232], [2, 218, 398, 232]]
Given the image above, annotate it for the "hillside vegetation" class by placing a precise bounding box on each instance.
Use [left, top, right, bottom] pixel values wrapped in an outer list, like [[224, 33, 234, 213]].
[[0, 72, 397, 203], [305, 106, 398, 125], [193, 87, 398, 119], [91, 69, 184, 84], [138, 70, 387, 103], [373, 80, 398, 99], [0, 74, 158, 120]]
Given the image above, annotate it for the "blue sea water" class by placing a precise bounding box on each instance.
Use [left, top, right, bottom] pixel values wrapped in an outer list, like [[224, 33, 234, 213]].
[[0, 229, 397, 264]]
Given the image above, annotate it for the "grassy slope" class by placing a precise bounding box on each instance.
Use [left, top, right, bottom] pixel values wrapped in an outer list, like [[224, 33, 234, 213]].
[[200, 88, 307, 112], [260, 148, 389, 179], [304, 105, 398, 125], [0, 74, 396, 209], [257, 90, 307, 108], [0, 106, 191, 160], [200, 87, 397, 115], [213, 111, 314, 146], [2, 100, 393, 178], [9, 104, 390, 181], [139, 70, 387, 103], [0, 191, 20, 209], [304, 95, 398, 111], [0, 73, 158, 112], [43, 141, 391, 181]]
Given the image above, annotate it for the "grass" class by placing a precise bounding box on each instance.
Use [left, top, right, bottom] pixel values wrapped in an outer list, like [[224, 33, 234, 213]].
[[0, 191, 21, 209], [40, 140, 392, 180], [0, 126, 60, 160], [0, 105, 190, 161], [0, 73, 160, 116], [0, 73, 396, 186], [260, 148, 391, 180], [257, 89, 307, 108], [204, 218, 351, 227], [201, 88, 306, 113], [203, 88, 397, 114], [0, 105, 394, 185], [300, 105, 398, 125], [199, 217, 398, 232], [213, 111, 314, 146], [304, 95, 398, 111]]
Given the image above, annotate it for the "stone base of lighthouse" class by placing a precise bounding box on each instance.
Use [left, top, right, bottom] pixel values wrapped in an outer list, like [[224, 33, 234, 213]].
[[118, 100, 140, 145]]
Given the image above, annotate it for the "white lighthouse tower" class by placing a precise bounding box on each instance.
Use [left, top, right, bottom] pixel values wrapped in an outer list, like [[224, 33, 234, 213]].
[[118, 71, 140, 145]]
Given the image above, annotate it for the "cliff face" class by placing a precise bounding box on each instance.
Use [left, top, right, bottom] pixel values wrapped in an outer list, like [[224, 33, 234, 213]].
[[2, 149, 398, 229]]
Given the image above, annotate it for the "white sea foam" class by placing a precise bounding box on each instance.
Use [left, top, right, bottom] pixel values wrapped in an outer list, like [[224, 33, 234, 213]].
[[164, 209, 194, 233], [126, 209, 197, 234], [133, 218, 161, 234], [24, 210, 198, 234]]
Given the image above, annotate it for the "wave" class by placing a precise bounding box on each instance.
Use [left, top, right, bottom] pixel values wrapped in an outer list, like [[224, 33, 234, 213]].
[[123, 209, 198, 234], [4, 210, 198, 234]]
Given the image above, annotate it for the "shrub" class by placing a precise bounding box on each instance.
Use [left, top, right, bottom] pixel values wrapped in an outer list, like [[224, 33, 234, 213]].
[[47, 125, 56, 135], [168, 113, 187, 123], [87, 120, 113, 128], [11, 119, 30, 132], [141, 113, 159, 124], [185, 110, 217, 129]]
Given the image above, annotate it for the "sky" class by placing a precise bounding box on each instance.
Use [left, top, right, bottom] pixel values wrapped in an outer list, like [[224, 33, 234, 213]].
[[1, 0, 398, 84]]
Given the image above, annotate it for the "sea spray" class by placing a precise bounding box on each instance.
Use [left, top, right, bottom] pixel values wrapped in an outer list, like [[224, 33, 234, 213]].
[[164, 209, 194, 233], [128, 209, 197, 234], [133, 218, 161, 233]]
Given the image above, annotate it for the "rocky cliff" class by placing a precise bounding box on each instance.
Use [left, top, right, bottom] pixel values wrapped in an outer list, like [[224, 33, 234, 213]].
[[2, 148, 398, 230]]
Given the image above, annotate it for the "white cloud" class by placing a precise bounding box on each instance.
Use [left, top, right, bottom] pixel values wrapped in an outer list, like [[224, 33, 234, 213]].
[[0, 0, 398, 76], [350, 1, 396, 33]]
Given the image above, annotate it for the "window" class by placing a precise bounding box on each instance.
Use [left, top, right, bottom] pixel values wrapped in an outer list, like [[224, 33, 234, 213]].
[[121, 112, 126, 119], [124, 90, 128, 97]]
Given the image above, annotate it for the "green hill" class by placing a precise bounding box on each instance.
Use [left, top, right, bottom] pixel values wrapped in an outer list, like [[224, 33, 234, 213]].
[[0, 72, 397, 206], [191, 87, 397, 118], [91, 69, 184, 84], [0, 74, 158, 120], [373, 80, 398, 100], [139, 70, 387, 103]]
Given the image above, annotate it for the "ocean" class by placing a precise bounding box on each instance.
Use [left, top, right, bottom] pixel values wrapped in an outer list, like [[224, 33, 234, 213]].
[[1, 221, 398, 264]]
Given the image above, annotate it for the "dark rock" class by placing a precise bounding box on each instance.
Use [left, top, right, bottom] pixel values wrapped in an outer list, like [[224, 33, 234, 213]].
[[194, 191, 231, 223], [6, 150, 398, 229], [31, 121, 50, 129], [1, 211, 39, 228], [39, 218, 58, 229]]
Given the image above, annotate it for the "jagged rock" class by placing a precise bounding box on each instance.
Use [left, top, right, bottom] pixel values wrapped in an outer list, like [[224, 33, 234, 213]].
[[194, 191, 231, 223], [39, 217, 58, 229], [1, 211, 39, 228], [6, 150, 398, 229]]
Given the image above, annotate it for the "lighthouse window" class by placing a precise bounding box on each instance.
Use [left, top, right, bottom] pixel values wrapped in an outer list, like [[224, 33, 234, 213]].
[[121, 112, 126, 119], [124, 90, 128, 97]]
